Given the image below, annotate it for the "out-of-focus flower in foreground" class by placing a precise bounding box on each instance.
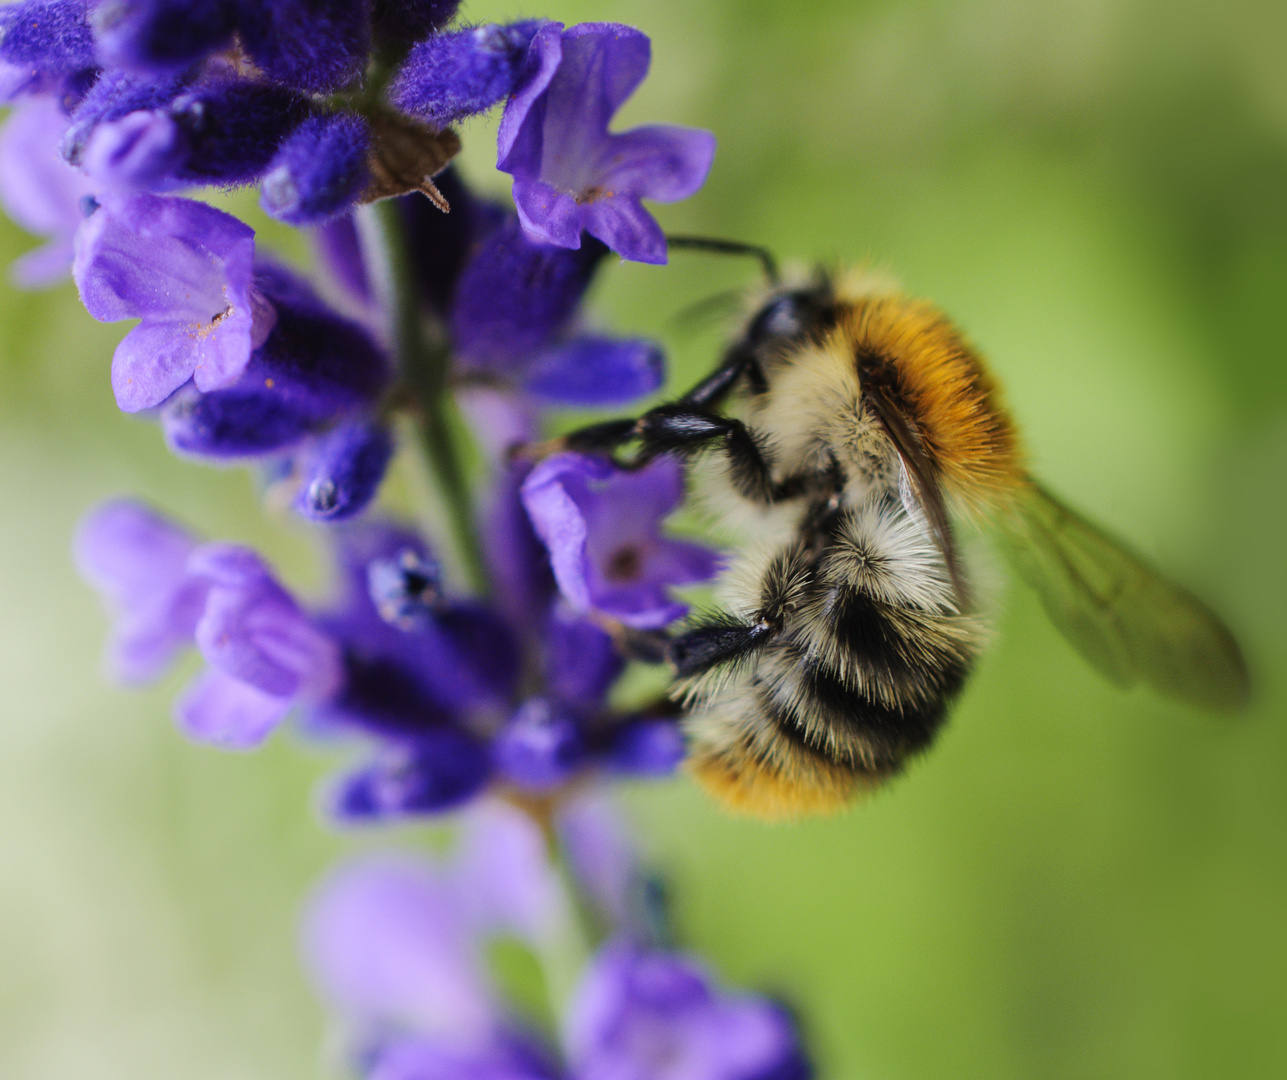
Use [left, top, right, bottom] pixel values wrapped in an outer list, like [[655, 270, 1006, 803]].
[[303, 801, 813, 1080]]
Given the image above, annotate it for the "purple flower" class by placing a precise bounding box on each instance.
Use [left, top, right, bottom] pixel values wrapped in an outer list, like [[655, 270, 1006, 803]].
[[303, 805, 568, 1044], [497, 23, 716, 264], [0, 96, 95, 287], [315, 523, 519, 740], [179, 543, 342, 748], [493, 697, 586, 790], [303, 827, 813, 1080], [330, 730, 493, 822], [294, 419, 394, 522], [565, 944, 806, 1080], [260, 112, 371, 226], [389, 21, 545, 129], [75, 500, 342, 748], [61, 67, 190, 165], [302, 852, 498, 1042], [72, 192, 276, 412], [91, 0, 238, 76], [236, 0, 370, 94], [0, 0, 97, 101], [451, 218, 665, 407], [521, 454, 720, 630], [73, 499, 206, 682], [160, 262, 390, 458]]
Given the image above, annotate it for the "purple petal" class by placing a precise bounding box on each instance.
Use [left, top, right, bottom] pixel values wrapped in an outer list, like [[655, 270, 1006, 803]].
[[74, 192, 256, 322], [579, 456, 686, 542], [646, 538, 723, 589], [451, 219, 607, 367], [74, 193, 268, 408], [0, 96, 95, 287], [524, 335, 665, 406], [510, 176, 583, 249], [301, 853, 497, 1038], [175, 666, 292, 749], [81, 110, 185, 192], [520, 453, 603, 612], [565, 944, 802, 1080], [580, 195, 667, 265], [493, 698, 586, 791], [496, 21, 563, 169], [537, 25, 651, 191], [110, 318, 211, 413], [451, 801, 569, 941], [544, 607, 623, 708], [328, 733, 494, 821], [73, 499, 207, 682], [604, 719, 686, 777], [595, 125, 716, 204], [189, 542, 341, 699]]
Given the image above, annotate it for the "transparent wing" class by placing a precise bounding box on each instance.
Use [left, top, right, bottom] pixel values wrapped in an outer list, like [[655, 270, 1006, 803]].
[[997, 481, 1249, 712]]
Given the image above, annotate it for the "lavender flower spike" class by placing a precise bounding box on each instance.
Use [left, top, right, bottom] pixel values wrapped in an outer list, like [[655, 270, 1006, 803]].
[[73, 193, 277, 411], [521, 453, 720, 630], [498, 23, 716, 264]]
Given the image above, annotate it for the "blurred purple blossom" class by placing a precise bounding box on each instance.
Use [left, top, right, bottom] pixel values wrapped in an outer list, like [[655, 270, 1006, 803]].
[[75, 500, 342, 748], [0, 96, 95, 286], [451, 217, 665, 408], [522, 454, 720, 630], [305, 814, 812, 1080], [566, 945, 809, 1080], [498, 23, 715, 264]]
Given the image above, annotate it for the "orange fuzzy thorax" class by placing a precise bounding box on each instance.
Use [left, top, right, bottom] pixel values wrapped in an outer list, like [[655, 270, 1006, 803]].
[[832, 290, 1024, 517]]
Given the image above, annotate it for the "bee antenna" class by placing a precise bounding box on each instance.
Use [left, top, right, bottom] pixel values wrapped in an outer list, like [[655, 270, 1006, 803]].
[[665, 234, 780, 285]]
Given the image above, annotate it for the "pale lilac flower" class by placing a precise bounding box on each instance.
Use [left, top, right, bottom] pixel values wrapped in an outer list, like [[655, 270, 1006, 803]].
[[0, 96, 95, 287]]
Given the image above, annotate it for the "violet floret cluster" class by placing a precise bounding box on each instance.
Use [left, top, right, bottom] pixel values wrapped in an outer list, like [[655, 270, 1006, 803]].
[[303, 801, 811, 1080], [0, 2, 814, 1074]]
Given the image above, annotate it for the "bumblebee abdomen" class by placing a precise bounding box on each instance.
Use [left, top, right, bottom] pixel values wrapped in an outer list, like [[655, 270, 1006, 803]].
[[683, 498, 984, 819]]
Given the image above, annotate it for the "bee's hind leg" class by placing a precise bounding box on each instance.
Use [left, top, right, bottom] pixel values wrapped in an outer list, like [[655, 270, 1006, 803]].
[[668, 545, 812, 678]]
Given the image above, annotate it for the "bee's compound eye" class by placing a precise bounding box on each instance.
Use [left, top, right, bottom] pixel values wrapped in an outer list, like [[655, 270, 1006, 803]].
[[749, 295, 805, 341]]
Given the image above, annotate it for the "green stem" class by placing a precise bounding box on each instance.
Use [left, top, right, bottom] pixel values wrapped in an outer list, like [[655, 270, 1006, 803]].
[[368, 198, 489, 594]]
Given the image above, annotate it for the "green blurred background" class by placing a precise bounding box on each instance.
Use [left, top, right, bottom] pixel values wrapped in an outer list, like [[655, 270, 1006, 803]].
[[2, 0, 1285, 1076]]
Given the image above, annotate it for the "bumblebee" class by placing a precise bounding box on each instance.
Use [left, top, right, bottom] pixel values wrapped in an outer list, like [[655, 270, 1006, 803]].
[[549, 260, 1249, 819]]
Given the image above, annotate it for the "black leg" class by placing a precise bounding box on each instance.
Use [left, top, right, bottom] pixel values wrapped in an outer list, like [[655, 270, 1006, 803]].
[[668, 546, 814, 678], [636, 406, 779, 502], [669, 616, 776, 677], [551, 348, 759, 459]]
